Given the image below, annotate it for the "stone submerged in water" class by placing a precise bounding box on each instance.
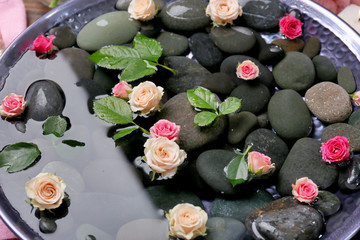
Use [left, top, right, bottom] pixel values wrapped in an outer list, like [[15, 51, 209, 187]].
[[76, 11, 139, 51], [159, 0, 210, 32], [157, 93, 227, 153], [49, 26, 76, 49], [206, 217, 247, 240], [338, 156, 360, 192], [157, 31, 188, 57], [312, 55, 337, 82], [227, 111, 258, 145], [313, 190, 341, 216], [273, 52, 315, 91], [276, 138, 338, 196], [337, 66, 357, 93], [267, 89, 312, 140], [245, 196, 324, 240], [321, 123, 360, 152], [210, 189, 274, 223]]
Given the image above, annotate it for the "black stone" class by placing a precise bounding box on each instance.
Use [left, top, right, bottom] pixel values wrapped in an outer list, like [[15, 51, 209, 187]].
[[338, 155, 360, 192], [200, 72, 236, 97], [49, 26, 76, 49], [258, 43, 285, 65], [227, 111, 258, 145], [302, 36, 321, 59], [39, 218, 57, 233], [313, 191, 341, 216], [348, 109, 360, 129], [337, 66, 356, 93], [312, 55, 337, 82], [206, 217, 247, 240], [157, 32, 189, 57]]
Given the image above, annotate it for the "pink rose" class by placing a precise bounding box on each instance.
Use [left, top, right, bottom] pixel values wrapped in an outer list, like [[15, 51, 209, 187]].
[[321, 136, 350, 163], [292, 177, 318, 204], [30, 34, 55, 54], [205, 0, 243, 26], [350, 91, 360, 107], [150, 119, 180, 141], [112, 81, 132, 100], [247, 151, 275, 174], [236, 60, 259, 80], [279, 14, 303, 39], [0, 93, 26, 118]]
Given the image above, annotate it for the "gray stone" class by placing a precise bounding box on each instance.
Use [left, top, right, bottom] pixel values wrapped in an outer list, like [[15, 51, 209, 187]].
[[200, 72, 236, 96], [245, 196, 324, 240], [337, 66, 357, 93], [196, 149, 238, 195], [116, 0, 165, 11], [245, 128, 289, 173], [302, 36, 321, 59], [312, 55, 337, 82], [157, 32, 188, 57], [305, 82, 352, 123], [25, 80, 65, 121], [321, 123, 360, 152], [49, 26, 76, 49], [273, 52, 315, 91], [159, 0, 210, 32], [209, 26, 256, 54], [76, 11, 139, 51], [227, 111, 258, 145], [348, 109, 360, 129], [210, 189, 274, 223], [189, 32, 224, 68], [276, 138, 338, 196], [313, 191, 341, 216], [271, 38, 304, 52], [230, 82, 271, 114], [163, 56, 211, 94], [256, 112, 269, 128], [268, 89, 312, 140], [205, 217, 247, 240], [157, 93, 227, 152]]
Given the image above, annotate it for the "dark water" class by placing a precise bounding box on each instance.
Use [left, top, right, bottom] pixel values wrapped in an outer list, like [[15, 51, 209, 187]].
[[0, 50, 165, 239]]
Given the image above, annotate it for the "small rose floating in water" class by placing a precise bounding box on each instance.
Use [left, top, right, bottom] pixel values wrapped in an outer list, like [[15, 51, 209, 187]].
[[150, 119, 180, 141], [31, 34, 55, 54], [248, 151, 275, 175], [128, 0, 156, 21], [112, 81, 132, 100], [321, 136, 350, 163], [0, 93, 26, 118], [206, 0, 243, 26], [279, 13, 303, 39], [236, 60, 259, 80], [292, 177, 318, 204]]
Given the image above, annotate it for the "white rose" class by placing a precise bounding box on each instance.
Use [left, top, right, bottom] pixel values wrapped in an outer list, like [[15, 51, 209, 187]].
[[128, 0, 156, 21], [25, 173, 66, 211], [206, 0, 243, 26], [128, 81, 164, 116], [166, 203, 208, 240], [144, 137, 186, 178]]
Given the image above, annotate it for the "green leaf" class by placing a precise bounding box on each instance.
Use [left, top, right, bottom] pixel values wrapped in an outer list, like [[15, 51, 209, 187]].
[[0, 142, 41, 173], [62, 140, 85, 147], [120, 59, 157, 82], [42, 116, 67, 137], [187, 88, 218, 111], [219, 97, 241, 115], [133, 34, 162, 62], [113, 126, 139, 140], [194, 111, 217, 127], [226, 145, 252, 187], [93, 96, 133, 124]]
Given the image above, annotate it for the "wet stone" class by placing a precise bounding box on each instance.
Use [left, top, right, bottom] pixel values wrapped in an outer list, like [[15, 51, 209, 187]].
[[241, 0, 285, 30], [157, 32, 188, 57], [205, 217, 247, 240], [338, 155, 360, 192], [39, 219, 57, 233], [273, 52, 315, 91], [49, 26, 76, 49], [312, 55, 337, 82], [305, 82, 352, 123], [209, 26, 256, 54], [321, 123, 360, 152], [313, 191, 341, 216], [189, 32, 224, 68], [256, 112, 269, 128], [348, 109, 360, 129], [159, 0, 210, 32], [276, 138, 338, 196], [139, 18, 162, 38], [210, 189, 274, 223], [271, 38, 305, 52], [258, 44, 285, 65], [116, 0, 165, 11], [302, 36, 321, 59], [200, 72, 236, 97], [245, 196, 324, 240], [337, 66, 357, 93], [227, 111, 258, 145]]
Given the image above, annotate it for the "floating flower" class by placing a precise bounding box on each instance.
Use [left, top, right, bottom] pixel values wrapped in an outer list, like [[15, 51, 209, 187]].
[[128, 81, 163, 116], [0, 93, 26, 118], [25, 173, 66, 211], [166, 203, 208, 240], [205, 0, 243, 26], [144, 137, 186, 178], [150, 119, 180, 141], [128, 0, 156, 21], [30, 34, 55, 54], [236, 60, 259, 80], [292, 177, 318, 204], [112, 81, 132, 100], [321, 136, 350, 163], [279, 14, 303, 39], [350, 91, 360, 107], [248, 151, 275, 174]]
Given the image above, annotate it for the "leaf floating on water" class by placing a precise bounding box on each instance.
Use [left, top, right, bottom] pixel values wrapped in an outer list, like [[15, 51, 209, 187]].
[[62, 140, 85, 147], [113, 126, 139, 141], [43, 115, 68, 137]]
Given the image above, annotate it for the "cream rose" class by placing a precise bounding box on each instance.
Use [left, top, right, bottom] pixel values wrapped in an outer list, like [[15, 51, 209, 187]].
[[166, 203, 208, 240], [128, 81, 163, 116], [25, 173, 66, 211], [206, 0, 243, 26], [128, 0, 156, 21], [144, 137, 186, 178]]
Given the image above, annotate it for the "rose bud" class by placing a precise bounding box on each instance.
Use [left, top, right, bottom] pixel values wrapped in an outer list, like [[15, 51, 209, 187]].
[[292, 177, 318, 204], [350, 91, 360, 107], [112, 81, 132, 100], [150, 119, 180, 141], [30, 34, 55, 54], [206, 0, 243, 26], [0, 93, 26, 118], [321, 136, 350, 163], [247, 151, 275, 174], [236, 60, 259, 80], [279, 14, 303, 39], [128, 0, 156, 21]]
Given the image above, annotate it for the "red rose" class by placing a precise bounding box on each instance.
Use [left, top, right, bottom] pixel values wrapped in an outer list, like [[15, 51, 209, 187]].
[[150, 119, 180, 141], [321, 136, 350, 163], [30, 34, 54, 54], [236, 60, 259, 80], [0, 93, 26, 118], [279, 14, 303, 39], [292, 177, 318, 204]]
